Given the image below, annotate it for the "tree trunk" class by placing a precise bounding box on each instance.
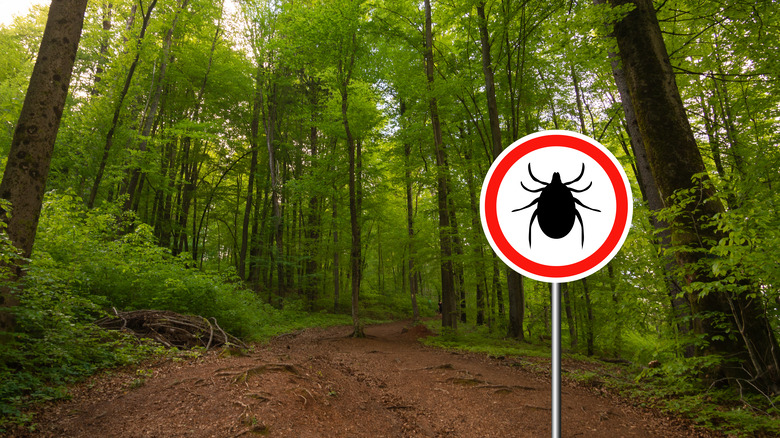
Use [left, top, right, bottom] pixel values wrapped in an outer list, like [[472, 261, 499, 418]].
[[332, 187, 340, 313], [464, 144, 487, 326], [91, 1, 113, 94], [446, 189, 466, 324], [610, 0, 780, 393], [424, 0, 456, 331], [177, 10, 221, 257], [581, 278, 595, 356], [0, 0, 89, 335], [303, 81, 321, 309], [563, 283, 577, 349], [239, 70, 261, 280], [400, 101, 420, 322], [478, 1, 524, 338], [603, 28, 693, 356], [338, 32, 363, 337], [260, 66, 283, 299], [88, 0, 157, 208]]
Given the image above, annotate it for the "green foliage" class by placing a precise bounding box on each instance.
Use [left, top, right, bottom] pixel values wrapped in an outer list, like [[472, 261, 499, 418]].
[[0, 199, 24, 281], [0, 191, 363, 431], [421, 320, 549, 359], [359, 290, 437, 321], [627, 355, 780, 437], [31, 192, 272, 339], [0, 281, 167, 432], [422, 319, 780, 436]]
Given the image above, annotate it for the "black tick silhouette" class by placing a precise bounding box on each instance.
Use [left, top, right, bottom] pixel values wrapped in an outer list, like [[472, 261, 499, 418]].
[[512, 163, 600, 247]]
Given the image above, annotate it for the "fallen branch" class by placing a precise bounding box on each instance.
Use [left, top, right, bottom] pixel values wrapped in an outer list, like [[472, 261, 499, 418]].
[[95, 309, 248, 350]]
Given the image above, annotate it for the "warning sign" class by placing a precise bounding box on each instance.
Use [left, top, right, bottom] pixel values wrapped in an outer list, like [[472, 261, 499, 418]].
[[480, 130, 633, 282]]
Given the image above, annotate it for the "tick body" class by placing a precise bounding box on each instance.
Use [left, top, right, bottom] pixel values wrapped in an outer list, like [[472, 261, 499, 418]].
[[512, 163, 600, 247]]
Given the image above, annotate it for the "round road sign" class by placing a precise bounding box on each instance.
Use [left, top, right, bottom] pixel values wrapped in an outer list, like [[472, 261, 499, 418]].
[[480, 130, 633, 283]]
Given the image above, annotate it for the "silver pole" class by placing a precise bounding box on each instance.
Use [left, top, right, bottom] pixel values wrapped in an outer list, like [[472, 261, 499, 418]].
[[552, 282, 561, 438]]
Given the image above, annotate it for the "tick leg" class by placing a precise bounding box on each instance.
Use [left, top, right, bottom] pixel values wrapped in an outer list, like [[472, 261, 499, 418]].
[[512, 198, 538, 212], [528, 210, 538, 247], [521, 181, 544, 193], [575, 210, 585, 247], [527, 163, 548, 186], [574, 198, 601, 212], [569, 181, 592, 193], [564, 163, 585, 185]]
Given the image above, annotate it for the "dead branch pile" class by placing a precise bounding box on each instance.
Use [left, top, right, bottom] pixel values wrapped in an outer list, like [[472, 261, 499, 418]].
[[95, 309, 248, 350]]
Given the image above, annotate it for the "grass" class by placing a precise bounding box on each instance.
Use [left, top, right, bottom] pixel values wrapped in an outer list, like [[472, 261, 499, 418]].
[[419, 320, 780, 437]]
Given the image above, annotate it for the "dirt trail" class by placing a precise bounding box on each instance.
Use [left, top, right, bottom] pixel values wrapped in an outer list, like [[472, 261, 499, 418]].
[[21, 321, 718, 437]]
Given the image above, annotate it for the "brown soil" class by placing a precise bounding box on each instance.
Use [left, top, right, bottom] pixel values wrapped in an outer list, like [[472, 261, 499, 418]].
[[16, 321, 720, 437]]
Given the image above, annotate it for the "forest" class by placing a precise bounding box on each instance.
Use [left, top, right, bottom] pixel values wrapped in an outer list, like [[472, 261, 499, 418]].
[[0, 0, 779, 435]]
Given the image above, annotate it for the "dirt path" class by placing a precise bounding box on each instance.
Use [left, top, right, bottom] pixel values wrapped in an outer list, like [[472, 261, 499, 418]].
[[21, 321, 718, 437]]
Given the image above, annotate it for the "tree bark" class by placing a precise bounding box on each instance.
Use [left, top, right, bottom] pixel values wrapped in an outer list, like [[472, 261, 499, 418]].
[[610, 0, 780, 393], [608, 46, 692, 356], [0, 0, 89, 334]]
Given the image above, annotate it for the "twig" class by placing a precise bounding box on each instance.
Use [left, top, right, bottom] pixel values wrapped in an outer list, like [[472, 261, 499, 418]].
[[203, 316, 214, 350]]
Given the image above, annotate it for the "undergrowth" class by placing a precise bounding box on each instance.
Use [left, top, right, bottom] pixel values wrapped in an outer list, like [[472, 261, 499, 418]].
[[421, 320, 780, 437], [420, 320, 549, 359], [0, 193, 353, 432]]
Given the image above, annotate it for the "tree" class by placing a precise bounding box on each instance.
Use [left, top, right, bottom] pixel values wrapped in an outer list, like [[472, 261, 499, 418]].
[[424, 0, 457, 331], [87, 0, 158, 209], [0, 0, 90, 334], [476, 0, 524, 340], [609, 0, 780, 393]]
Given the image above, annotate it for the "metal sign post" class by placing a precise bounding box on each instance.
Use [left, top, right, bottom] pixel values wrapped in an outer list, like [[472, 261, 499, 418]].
[[551, 282, 561, 438]]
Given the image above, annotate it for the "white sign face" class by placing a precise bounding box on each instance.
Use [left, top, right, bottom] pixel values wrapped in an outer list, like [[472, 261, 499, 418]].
[[480, 130, 633, 283]]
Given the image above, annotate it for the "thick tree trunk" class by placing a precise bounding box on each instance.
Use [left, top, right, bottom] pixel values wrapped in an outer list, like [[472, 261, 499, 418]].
[[0, 0, 89, 335], [608, 46, 692, 356], [425, 0, 457, 331], [610, 0, 780, 393]]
